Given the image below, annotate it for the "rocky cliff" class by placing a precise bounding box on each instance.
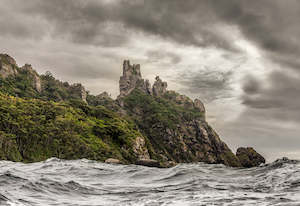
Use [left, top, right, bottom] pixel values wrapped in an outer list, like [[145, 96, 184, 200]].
[[0, 55, 265, 168], [117, 60, 241, 167]]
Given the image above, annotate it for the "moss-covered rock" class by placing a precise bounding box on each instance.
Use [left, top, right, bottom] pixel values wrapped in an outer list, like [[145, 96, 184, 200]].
[[236, 147, 265, 167]]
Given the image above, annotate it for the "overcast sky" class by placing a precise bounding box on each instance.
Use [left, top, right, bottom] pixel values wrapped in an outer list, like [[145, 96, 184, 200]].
[[1, 0, 300, 161]]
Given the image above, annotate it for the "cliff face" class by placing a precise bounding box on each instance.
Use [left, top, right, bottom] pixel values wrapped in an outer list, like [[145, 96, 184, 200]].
[[117, 60, 241, 167]]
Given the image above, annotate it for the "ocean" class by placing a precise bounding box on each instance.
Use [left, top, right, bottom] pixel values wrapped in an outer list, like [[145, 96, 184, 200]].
[[0, 158, 299, 206]]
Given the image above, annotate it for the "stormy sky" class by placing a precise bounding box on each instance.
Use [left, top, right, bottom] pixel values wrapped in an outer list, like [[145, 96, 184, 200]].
[[1, 0, 300, 161]]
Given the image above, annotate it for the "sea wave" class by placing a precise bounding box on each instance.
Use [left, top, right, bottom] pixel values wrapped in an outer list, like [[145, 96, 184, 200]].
[[0, 158, 299, 205]]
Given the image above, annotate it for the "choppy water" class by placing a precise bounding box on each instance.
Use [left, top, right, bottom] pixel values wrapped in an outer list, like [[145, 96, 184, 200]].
[[0, 158, 299, 206]]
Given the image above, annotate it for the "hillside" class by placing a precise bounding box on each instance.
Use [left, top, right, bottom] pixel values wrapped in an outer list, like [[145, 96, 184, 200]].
[[0, 54, 265, 167]]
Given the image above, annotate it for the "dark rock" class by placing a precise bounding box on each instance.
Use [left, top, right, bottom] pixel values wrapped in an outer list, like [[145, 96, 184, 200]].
[[236, 147, 265, 168], [136, 159, 160, 167]]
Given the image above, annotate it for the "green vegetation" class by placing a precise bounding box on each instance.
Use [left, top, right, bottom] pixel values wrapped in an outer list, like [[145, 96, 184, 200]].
[[0, 66, 86, 103], [40, 72, 85, 102], [123, 89, 207, 162], [0, 68, 39, 98], [124, 89, 204, 129], [0, 55, 244, 167], [0, 92, 145, 163]]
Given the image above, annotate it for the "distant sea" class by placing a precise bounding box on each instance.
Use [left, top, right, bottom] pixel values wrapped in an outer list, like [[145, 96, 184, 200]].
[[0, 158, 299, 206]]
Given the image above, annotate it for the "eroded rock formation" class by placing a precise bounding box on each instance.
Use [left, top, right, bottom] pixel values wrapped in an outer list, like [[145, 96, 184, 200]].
[[70, 83, 87, 102], [22, 64, 42, 92], [152, 76, 167, 96], [119, 60, 151, 98], [0, 54, 18, 78]]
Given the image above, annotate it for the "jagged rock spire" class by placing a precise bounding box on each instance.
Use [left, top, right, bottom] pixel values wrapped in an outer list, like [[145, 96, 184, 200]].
[[118, 60, 151, 98], [152, 76, 167, 96]]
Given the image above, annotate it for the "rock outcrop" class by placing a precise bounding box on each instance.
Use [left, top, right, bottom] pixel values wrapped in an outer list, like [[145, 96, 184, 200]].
[[0, 54, 18, 78], [70, 83, 87, 102], [133, 136, 150, 160], [21, 64, 42, 92], [236, 147, 265, 167], [194, 98, 205, 114], [118, 60, 151, 98], [120, 60, 242, 167], [152, 76, 167, 96]]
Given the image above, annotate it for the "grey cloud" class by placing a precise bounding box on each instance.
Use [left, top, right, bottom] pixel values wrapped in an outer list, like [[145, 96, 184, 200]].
[[210, 0, 300, 70], [218, 107, 300, 161], [242, 71, 300, 112], [176, 67, 234, 102], [3, 0, 300, 64], [242, 75, 261, 95], [0, 0, 241, 50], [146, 50, 181, 65]]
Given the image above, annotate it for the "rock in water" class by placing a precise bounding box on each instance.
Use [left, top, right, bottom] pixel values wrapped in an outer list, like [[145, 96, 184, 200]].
[[105, 158, 121, 164], [136, 159, 160, 167], [236, 147, 265, 167]]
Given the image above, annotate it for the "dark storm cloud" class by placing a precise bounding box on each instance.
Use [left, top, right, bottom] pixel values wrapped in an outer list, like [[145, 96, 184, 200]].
[[242, 71, 300, 121], [0, 0, 242, 50], [213, 0, 300, 71], [2, 0, 300, 60], [2, 0, 299, 109], [176, 68, 234, 102]]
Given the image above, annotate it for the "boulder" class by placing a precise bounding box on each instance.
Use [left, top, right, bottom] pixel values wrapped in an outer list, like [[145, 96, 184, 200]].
[[105, 158, 121, 164], [136, 159, 160, 167], [236, 147, 265, 168]]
